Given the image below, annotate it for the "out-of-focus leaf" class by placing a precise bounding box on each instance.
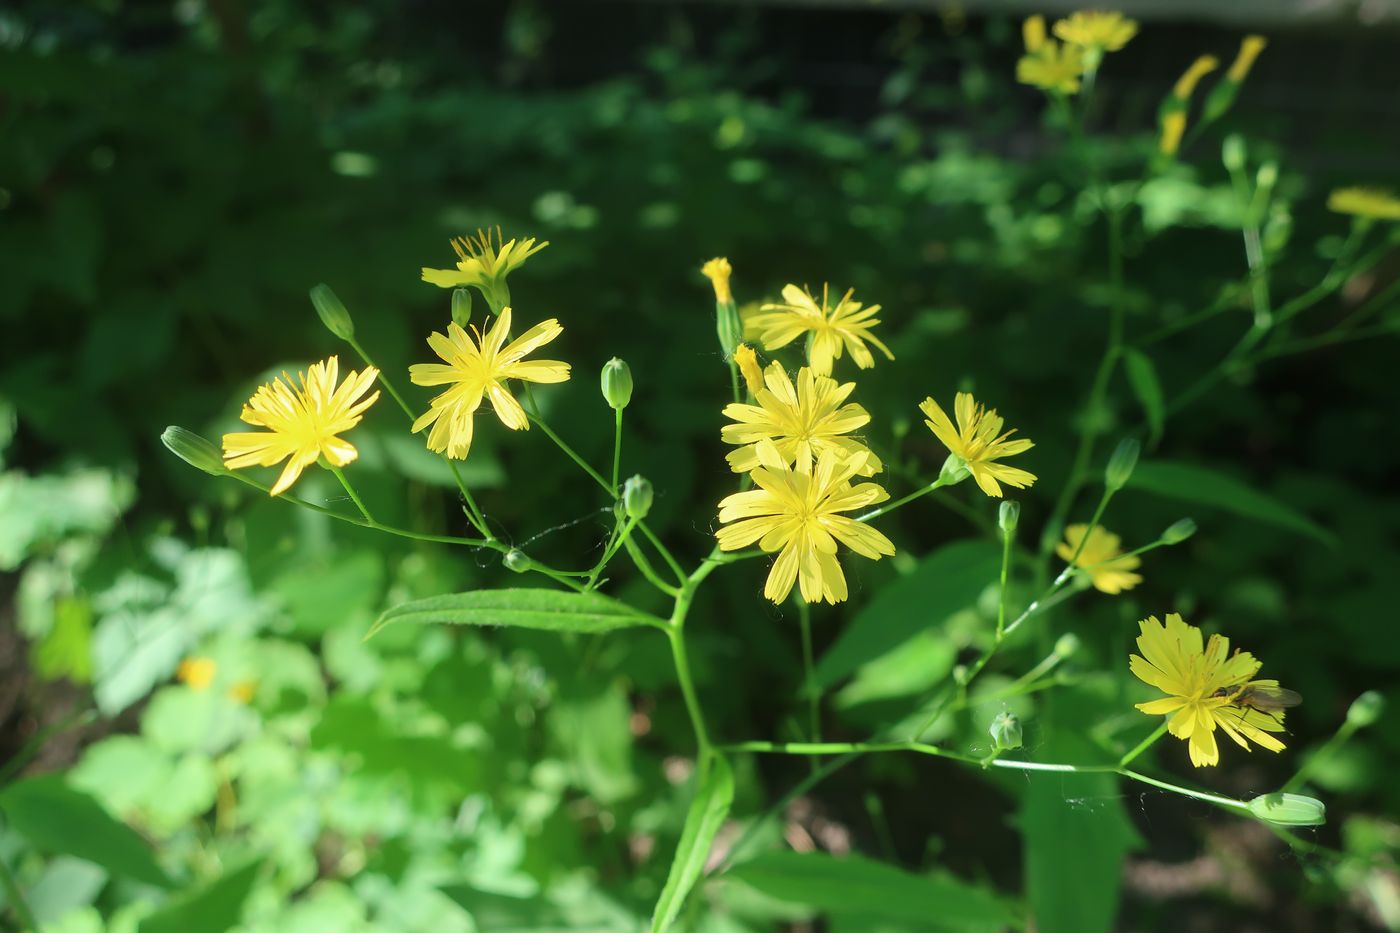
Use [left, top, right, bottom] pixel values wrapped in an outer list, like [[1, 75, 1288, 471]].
[[1122, 349, 1165, 447], [138, 861, 261, 933], [0, 468, 134, 570], [0, 776, 174, 888], [550, 681, 639, 803], [651, 755, 734, 932], [724, 850, 1012, 929], [33, 595, 94, 683], [1131, 460, 1335, 545], [271, 549, 384, 636], [814, 541, 999, 688], [367, 588, 666, 639], [834, 629, 956, 709]]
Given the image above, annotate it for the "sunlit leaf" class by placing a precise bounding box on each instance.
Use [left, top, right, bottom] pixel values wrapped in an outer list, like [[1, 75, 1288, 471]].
[[366, 588, 667, 639], [651, 755, 734, 932]]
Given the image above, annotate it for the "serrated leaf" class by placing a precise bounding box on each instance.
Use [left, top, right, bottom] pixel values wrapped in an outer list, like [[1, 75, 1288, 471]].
[[1122, 349, 1165, 446], [651, 755, 734, 932], [724, 850, 1011, 930], [814, 541, 1000, 688], [0, 776, 174, 888], [366, 588, 666, 640], [1131, 460, 1335, 546]]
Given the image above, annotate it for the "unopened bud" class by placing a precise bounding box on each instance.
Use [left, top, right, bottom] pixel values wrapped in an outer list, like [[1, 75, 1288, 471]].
[[310, 284, 355, 340], [1346, 690, 1384, 729], [1104, 438, 1140, 491], [952, 664, 969, 686], [1222, 134, 1246, 173], [161, 426, 227, 476], [939, 452, 971, 485], [622, 475, 653, 520], [998, 501, 1020, 535], [601, 358, 633, 411], [989, 711, 1023, 751], [1054, 633, 1081, 659], [451, 287, 473, 328], [1161, 518, 1197, 545], [1256, 161, 1278, 194], [503, 549, 533, 573], [1248, 792, 1326, 827]]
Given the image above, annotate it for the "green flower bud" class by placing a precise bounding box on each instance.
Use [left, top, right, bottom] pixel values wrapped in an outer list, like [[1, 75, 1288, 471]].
[[310, 284, 355, 340], [601, 358, 633, 411], [1346, 690, 1385, 729], [623, 475, 653, 520], [503, 548, 533, 573], [989, 711, 1023, 751], [716, 303, 742, 361], [939, 452, 970, 485], [1248, 792, 1326, 827], [1054, 633, 1081, 659], [1104, 438, 1140, 491], [161, 426, 227, 476], [451, 287, 473, 328], [1256, 160, 1278, 194], [1222, 133, 1246, 173], [1161, 518, 1197, 545], [998, 501, 1020, 535]]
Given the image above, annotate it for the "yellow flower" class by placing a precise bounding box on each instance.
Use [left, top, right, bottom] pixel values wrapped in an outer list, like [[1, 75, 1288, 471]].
[[222, 357, 380, 496], [1226, 35, 1267, 82], [177, 657, 217, 691], [1172, 54, 1218, 99], [749, 284, 894, 377], [1023, 14, 1047, 52], [722, 362, 881, 477], [919, 393, 1036, 498], [1328, 187, 1400, 221], [1056, 524, 1142, 594], [716, 442, 895, 604], [701, 257, 734, 305], [1159, 112, 1188, 156], [1053, 11, 1138, 52], [228, 681, 257, 703], [409, 306, 570, 460], [739, 301, 767, 343], [1129, 613, 1288, 767], [1017, 41, 1087, 95], [733, 343, 765, 395], [421, 228, 547, 311]]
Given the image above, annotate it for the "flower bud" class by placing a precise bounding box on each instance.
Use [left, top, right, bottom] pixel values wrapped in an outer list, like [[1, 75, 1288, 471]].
[[503, 548, 533, 573], [601, 358, 633, 411], [998, 501, 1020, 535], [310, 284, 355, 340], [989, 711, 1023, 751], [451, 287, 473, 328], [1222, 134, 1246, 173], [161, 426, 227, 476], [939, 452, 971, 485], [1248, 792, 1326, 827], [1104, 438, 1140, 491], [623, 475, 653, 520], [1054, 633, 1081, 659], [1346, 690, 1384, 729], [1160, 518, 1197, 545]]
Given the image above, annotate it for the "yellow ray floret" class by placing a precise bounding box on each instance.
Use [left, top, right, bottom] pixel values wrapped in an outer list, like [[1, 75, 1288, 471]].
[[1052, 11, 1139, 52], [1129, 613, 1288, 768], [715, 442, 895, 605], [222, 356, 380, 496], [733, 343, 765, 395], [748, 284, 893, 377], [1056, 524, 1142, 594], [409, 306, 570, 460], [722, 362, 881, 477], [701, 257, 734, 305], [920, 392, 1036, 498]]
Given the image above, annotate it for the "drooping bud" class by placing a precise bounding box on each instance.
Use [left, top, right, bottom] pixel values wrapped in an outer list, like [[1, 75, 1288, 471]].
[[451, 287, 473, 328], [1104, 438, 1140, 491], [623, 475, 653, 520], [1346, 690, 1385, 729], [310, 284, 355, 340], [989, 711, 1023, 751], [1248, 792, 1326, 827], [998, 501, 1020, 535], [734, 344, 765, 395], [503, 549, 533, 573], [601, 358, 634, 411], [161, 426, 227, 476], [1160, 518, 1198, 545]]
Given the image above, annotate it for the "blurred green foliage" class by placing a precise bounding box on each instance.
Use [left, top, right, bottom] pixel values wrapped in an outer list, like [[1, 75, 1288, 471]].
[[2, 2, 1400, 931]]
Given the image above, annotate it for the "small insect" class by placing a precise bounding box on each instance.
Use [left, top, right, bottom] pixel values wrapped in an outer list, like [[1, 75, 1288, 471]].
[[1212, 683, 1302, 712]]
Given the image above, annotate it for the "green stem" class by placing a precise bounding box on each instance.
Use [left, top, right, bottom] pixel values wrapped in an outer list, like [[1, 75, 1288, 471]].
[[1119, 768, 1251, 811], [996, 520, 1014, 641], [0, 853, 37, 932], [623, 537, 681, 597], [856, 475, 953, 523], [348, 336, 413, 419], [1051, 486, 1115, 589], [797, 600, 820, 742], [1281, 719, 1360, 794], [638, 522, 687, 586], [328, 464, 373, 523], [1117, 722, 1169, 768], [611, 408, 623, 493]]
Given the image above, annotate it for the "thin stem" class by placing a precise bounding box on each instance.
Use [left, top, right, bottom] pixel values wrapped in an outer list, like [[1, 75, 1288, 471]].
[[1052, 487, 1115, 588], [1117, 722, 1169, 768], [446, 459, 493, 541], [638, 523, 687, 586], [857, 475, 953, 523], [329, 464, 373, 523], [623, 537, 681, 597], [611, 408, 623, 493], [996, 521, 1014, 641], [797, 600, 820, 742], [1281, 718, 1360, 794], [0, 853, 37, 932], [1119, 768, 1251, 811], [348, 336, 414, 419]]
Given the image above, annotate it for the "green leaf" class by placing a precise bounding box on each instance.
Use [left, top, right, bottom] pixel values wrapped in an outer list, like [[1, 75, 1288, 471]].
[[0, 776, 174, 888], [651, 755, 735, 932], [366, 588, 666, 639], [724, 851, 1012, 930], [139, 861, 261, 933], [1122, 349, 1165, 447], [814, 541, 1000, 688], [1131, 460, 1335, 546]]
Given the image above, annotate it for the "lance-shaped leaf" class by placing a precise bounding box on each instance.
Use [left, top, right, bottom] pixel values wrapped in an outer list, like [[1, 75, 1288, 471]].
[[651, 755, 734, 932], [366, 588, 667, 640]]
